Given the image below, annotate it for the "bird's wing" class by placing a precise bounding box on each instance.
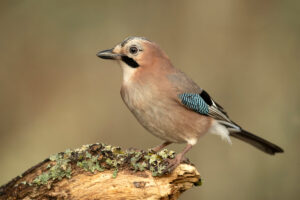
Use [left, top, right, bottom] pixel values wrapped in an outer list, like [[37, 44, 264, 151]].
[[178, 90, 240, 130], [166, 69, 240, 130]]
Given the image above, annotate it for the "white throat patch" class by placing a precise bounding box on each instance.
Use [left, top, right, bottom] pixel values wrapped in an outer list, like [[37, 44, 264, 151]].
[[119, 61, 137, 83]]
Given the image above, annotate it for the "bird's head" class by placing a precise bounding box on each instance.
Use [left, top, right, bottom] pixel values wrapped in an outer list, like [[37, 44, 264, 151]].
[[97, 37, 171, 82]]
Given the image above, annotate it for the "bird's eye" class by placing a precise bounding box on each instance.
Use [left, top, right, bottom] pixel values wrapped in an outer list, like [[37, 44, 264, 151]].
[[129, 46, 138, 55]]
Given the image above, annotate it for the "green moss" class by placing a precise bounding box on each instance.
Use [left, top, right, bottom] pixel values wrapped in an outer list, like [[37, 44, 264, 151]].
[[112, 168, 118, 178], [76, 153, 104, 173], [194, 178, 202, 186], [32, 150, 73, 186], [30, 143, 179, 186]]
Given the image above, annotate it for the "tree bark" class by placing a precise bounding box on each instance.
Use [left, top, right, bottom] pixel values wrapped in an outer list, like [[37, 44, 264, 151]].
[[0, 143, 201, 200]]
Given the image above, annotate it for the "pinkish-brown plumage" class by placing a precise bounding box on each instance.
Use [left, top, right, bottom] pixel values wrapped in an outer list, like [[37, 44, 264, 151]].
[[97, 36, 283, 172], [119, 39, 212, 144]]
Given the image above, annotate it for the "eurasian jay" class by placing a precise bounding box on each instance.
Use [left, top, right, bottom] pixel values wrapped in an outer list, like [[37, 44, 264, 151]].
[[97, 37, 283, 171]]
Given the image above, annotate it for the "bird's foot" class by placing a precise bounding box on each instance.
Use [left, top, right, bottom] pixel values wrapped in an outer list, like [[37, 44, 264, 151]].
[[163, 153, 187, 174], [150, 146, 161, 153]]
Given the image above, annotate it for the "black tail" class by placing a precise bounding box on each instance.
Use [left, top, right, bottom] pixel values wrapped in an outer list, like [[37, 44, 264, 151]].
[[230, 130, 284, 155]]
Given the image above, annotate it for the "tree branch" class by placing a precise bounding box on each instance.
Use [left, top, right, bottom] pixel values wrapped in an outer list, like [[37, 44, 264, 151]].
[[0, 143, 201, 200]]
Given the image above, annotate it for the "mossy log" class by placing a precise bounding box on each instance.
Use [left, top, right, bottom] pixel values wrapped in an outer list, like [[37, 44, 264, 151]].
[[0, 143, 201, 200]]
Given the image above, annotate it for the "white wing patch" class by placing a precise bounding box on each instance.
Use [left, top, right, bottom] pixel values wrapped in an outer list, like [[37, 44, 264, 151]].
[[208, 120, 232, 144]]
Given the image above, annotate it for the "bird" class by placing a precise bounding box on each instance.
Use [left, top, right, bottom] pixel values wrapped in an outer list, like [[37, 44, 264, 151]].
[[96, 36, 284, 171]]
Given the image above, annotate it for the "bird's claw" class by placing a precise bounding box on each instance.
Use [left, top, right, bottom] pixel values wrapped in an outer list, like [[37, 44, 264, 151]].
[[150, 147, 160, 153], [163, 154, 187, 174]]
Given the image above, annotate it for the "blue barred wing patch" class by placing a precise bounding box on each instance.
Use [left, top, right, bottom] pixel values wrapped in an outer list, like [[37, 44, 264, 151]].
[[178, 93, 209, 115]]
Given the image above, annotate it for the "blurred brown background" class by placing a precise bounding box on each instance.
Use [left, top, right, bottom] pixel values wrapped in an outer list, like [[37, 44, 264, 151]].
[[0, 0, 299, 199]]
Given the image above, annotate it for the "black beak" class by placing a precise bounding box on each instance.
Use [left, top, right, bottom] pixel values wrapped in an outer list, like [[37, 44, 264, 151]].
[[96, 48, 121, 60]]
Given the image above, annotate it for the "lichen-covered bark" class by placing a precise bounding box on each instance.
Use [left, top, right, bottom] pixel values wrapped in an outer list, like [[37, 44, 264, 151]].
[[0, 143, 201, 200]]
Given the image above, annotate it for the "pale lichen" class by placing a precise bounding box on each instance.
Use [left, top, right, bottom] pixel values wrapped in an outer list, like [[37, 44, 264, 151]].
[[32, 150, 72, 185], [30, 143, 178, 186]]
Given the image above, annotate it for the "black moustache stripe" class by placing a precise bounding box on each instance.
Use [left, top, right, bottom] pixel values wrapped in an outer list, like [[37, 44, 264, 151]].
[[121, 56, 139, 68]]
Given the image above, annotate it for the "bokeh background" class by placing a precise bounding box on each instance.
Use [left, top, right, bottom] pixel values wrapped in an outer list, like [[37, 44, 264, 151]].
[[0, 0, 299, 199]]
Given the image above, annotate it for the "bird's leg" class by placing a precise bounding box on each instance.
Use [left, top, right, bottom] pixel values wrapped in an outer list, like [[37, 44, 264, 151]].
[[164, 143, 193, 173], [151, 141, 172, 152]]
